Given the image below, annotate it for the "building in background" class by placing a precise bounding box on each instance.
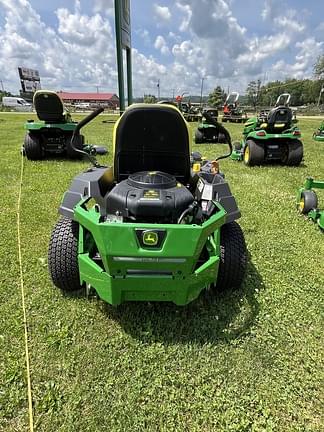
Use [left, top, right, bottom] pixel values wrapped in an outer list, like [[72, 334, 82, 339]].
[[57, 92, 119, 109]]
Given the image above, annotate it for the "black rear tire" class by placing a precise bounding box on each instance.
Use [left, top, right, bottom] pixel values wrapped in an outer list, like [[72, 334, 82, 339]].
[[24, 133, 43, 160], [283, 139, 303, 166], [48, 217, 81, 292], [195, 129, 204, 144], [215, 222, 247, 291], [243, 139, 264, 166], [298, 190, 318, 214]]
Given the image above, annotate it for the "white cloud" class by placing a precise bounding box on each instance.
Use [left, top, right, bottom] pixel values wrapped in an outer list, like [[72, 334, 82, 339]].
[[272, 38, 323, 79], [154, 35, 170, 55], [153, 4, 171, 21], [0, 0, 322, 97]]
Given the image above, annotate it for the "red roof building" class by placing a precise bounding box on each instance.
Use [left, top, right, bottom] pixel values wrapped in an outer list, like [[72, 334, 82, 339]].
[[57, 92, 119, 108]]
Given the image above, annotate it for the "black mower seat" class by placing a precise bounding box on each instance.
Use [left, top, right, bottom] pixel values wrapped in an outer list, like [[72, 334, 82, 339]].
[[114, 104, 191, 183], [265, 106, 292, 132], [33, 90, 67, 123]]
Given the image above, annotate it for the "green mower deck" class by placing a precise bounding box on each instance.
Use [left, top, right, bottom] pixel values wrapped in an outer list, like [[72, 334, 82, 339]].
[[297, 177, 324, 231]]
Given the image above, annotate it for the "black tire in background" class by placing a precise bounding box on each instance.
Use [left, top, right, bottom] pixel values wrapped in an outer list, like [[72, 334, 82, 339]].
[[215, 221, 247, 291], [24, 133, 43, 160], [194, 129, 204, 144], [218, 132, 226, 143], [244, 139, 265, 166], [298, 190, 318, 214], [283, 139, 303, 166], [48, 217, 82, 292]]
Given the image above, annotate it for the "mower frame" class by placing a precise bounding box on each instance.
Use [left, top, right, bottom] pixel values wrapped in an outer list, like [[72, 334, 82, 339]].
[[49, 104, 247, 306], [297, 177, 324, 230]]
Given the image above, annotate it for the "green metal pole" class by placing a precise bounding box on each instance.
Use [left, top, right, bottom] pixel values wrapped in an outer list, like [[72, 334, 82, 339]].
[[126, 47, 133, 105], [114, 0, 125, 112]]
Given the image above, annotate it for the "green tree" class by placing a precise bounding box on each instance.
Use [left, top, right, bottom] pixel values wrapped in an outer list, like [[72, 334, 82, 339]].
[[314, 54, 324, 80], [246, 79, 261, 109], [208, 86, 226, 107], [143, 94, 157, 103]]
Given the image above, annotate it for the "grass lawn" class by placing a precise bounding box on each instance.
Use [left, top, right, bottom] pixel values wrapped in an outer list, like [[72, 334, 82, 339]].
[[0, 112, 323, 431]]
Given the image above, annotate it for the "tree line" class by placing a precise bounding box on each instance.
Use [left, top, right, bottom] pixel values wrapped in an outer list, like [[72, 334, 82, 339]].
[[208, 54, 324, 108]]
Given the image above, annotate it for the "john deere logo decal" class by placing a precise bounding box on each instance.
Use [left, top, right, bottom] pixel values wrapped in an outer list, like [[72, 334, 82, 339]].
[[143, 231, 158, 246], [135, 229, 166, 249]]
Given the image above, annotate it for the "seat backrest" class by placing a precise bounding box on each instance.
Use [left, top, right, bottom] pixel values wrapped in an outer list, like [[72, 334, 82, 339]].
[[33, 90, 65, 122], [113, 104, 191, 183], [267, 106, 292, 130]]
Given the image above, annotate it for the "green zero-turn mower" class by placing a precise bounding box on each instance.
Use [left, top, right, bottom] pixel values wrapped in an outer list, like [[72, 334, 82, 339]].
[[194, 108, 227, 144], [48, 103, 247, 306], [312, 120, 324, 142], [230, 93, 303, 166], [297, 177, 324, 231], [23, 90, 107, 160]]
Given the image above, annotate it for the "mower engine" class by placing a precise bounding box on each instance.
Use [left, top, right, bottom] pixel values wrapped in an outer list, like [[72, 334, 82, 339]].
[[105, 171, 194, 223]]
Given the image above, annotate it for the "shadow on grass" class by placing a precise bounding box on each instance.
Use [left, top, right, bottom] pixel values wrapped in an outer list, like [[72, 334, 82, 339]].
[[99, 258, 263, 346]]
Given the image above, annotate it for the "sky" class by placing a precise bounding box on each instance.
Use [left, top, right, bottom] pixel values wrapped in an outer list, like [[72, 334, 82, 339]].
[[0, 0, 323, 98]]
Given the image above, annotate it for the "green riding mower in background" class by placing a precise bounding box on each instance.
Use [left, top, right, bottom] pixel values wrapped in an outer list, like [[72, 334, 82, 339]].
[[194, 108, 227, 144], [48, 104, 247, 306], [297, 177, 324, 231], [312, 120, 324, 142], [231, 93, 303, 166], [23, 90, 107, 160]]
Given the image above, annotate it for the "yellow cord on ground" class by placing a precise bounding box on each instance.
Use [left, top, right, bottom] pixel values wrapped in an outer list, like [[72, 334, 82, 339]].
[[17, 154, 34, 432]]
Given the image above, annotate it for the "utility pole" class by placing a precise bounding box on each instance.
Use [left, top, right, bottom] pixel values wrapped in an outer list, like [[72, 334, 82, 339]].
[[0, 79, 4, 92], [157, 79, 160, 101], [200, 77, 205, 107], [96, 86, 99, 93]]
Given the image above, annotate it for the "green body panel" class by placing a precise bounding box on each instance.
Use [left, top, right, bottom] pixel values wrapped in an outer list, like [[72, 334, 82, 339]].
[[246, 129, 299, 141], [74, 200, 227, 305], [230, 150, 242, 161], [24, 121, 77, 132], [198, 123, 217, 130], [243, 116, 300, 141], [297, 178, 324, 231]]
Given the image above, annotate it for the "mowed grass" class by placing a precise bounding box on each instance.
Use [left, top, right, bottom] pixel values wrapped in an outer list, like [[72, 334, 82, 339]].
[[0, 112, 323, 431]]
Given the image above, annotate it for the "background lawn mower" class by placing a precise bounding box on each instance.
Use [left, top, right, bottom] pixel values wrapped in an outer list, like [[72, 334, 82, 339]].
[[231, 93, 303, 166], [23, 90, 107, 160], [48, 104, 247, 306], [297, 177, 324, 231], [312, 120, 324, 142], [194, 108, 227, 144], [222, 92, 247, 123]]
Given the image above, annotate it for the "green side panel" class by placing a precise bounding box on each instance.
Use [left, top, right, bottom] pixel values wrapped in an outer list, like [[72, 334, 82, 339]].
[[74, 202, 226, 306], [318, 212, 324, 230], [24, 121, 77, 131], [230, 150, 243, 161]]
